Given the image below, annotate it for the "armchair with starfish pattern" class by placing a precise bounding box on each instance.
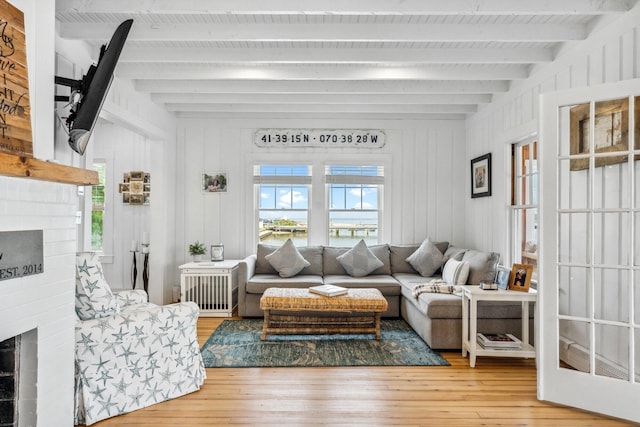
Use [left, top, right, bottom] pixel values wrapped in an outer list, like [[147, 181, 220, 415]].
[[73, 252, 206, 425]]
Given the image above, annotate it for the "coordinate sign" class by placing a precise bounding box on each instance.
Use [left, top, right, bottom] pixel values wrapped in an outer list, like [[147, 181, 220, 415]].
[[255, 129, 385, 148]]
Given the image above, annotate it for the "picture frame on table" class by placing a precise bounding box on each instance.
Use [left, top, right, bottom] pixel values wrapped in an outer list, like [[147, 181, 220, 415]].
[[508, 263, 533, 292], [210, 244, 224, 262], [494, 265, 511, 290], [470, 153, 491, 198]]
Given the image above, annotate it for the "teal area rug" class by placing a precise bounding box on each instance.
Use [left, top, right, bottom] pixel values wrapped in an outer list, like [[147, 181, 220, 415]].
[[200, 319, 449, 367]]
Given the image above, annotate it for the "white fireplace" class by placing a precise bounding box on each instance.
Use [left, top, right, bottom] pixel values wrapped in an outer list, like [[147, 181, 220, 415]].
[[0, 175, 79, 426]]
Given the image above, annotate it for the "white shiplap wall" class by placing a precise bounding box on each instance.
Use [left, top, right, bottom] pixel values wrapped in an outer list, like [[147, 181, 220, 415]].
[[173, 118, 466, 283], [465, 4, 640, 260]]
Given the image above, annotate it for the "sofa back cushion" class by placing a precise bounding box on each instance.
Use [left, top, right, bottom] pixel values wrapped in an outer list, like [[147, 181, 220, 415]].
[[323, 244, 390, 275], [265, 238, 310, 278], [75, 252, 120, 320], [389, 242, 448, 274], [255, 244, 323, 276], [462, 250, 500, 285], [405, 238, 445, 277]]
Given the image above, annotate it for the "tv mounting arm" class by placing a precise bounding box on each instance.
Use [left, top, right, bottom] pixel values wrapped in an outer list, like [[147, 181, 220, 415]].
[[54, 76, 83, 103]]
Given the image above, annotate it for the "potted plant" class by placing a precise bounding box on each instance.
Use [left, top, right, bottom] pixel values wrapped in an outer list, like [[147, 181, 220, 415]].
[[188, 241, 207, 262]]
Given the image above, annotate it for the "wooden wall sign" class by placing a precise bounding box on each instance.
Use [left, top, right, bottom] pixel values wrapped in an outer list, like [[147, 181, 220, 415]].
[[0, 0, 32, 157]]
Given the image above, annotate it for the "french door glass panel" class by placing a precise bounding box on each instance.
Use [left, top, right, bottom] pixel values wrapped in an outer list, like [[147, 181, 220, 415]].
[[541, 85, 640, 422]]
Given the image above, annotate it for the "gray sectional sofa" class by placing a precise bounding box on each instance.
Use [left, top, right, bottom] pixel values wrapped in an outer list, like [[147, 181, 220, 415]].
[[238, 241, 534, 349]]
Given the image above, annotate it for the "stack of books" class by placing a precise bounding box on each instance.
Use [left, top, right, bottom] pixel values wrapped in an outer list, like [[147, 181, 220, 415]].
[[309, 284, 348, 297], [476, 333, 522, 349]]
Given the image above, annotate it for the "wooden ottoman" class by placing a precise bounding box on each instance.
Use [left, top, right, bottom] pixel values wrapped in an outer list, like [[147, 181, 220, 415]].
[[259, 287, 389, 340]]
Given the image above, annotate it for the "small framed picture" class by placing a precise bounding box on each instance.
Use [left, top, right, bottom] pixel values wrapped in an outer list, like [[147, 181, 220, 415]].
[[129, 194, 144, 205], [202, 172, 228, 193], [129, 181, 144, 195], [130, 171, 144, 181], [508, 263, 533, 292], [495, 265, 511, 290], [470, 153, 491, 198], [210, 244, 224, 261], [122, 193, 130, 203], [119, 183, 129, 193]]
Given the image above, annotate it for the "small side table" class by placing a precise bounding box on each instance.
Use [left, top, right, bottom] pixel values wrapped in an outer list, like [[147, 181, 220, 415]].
[[179, 260, 240, 317], [461, 285, 537, 367]]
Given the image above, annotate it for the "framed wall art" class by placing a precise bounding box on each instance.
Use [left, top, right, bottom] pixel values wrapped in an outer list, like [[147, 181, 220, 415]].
[[569, 98, 631, 171], [470, 153, 491, 198], [119, 171, 150, 205], [202, 172, 228, 193]]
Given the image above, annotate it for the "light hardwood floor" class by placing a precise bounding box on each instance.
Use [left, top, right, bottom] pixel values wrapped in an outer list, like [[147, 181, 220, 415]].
[[89, 316, 635, 426]]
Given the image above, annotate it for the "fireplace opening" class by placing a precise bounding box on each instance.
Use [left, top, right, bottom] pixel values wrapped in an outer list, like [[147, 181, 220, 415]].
[[0, 330, 37, 427]]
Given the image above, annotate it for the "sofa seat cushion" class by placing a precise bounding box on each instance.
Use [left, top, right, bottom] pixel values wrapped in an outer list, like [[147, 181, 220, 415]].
[[246, 274, 324, 294], [394, 273, 532, 319], [323, 274, 401, 296]]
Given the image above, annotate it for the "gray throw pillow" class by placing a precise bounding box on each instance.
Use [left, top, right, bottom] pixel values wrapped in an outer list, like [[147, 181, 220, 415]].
[[265, 239, 310, 278], [462, 250, 500, 285], [406, 238, 444, 277], [336, 240, 384, 277], [442, 245, 466, 265]]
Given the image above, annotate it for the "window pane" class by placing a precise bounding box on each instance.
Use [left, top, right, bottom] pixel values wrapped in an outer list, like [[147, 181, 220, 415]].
[[594, 268, 629, 323], [593, 212, 629, 266], [329, 211, 378, 247], [514, 208, 538, 273], [256, 165, 310, 246], [595, 324, 630, 381], [559, 213, 589, 264], [559, 319, 591, 374], [91, 211, 103, 251], [259, 212, 308, 246], [91, 162, 105, 252], [259, 185, 276, 209], [558, 266, 589, 318], [330, 185, 346, 210], [326, 165, 382, 246]]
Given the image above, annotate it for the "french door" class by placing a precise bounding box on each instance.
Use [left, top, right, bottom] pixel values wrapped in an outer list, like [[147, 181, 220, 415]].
[[539, 79, 640, 423]]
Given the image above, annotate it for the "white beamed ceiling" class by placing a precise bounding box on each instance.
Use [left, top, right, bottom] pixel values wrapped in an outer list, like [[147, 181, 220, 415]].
[[55, 0, 639, 120]]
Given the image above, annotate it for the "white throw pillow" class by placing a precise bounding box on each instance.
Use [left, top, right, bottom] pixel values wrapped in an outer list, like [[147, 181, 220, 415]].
[[442, 259, 470, 286], [406, 238, 444, 277], [337, 239, 384, 277], [265, 238, 310, 278]]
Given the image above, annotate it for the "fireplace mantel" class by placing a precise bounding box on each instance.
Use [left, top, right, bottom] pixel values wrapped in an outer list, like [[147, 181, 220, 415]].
[[0, 152, 98, 186]]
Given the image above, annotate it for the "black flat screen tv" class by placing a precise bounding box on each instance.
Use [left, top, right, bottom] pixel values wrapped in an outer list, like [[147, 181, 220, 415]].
[[56, 19, 133, 155]]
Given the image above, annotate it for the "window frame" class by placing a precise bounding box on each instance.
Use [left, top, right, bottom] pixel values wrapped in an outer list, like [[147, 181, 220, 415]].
[[510, 137, 539, 278], [254, 164, 312, 246], [325, 164, 384, 247]]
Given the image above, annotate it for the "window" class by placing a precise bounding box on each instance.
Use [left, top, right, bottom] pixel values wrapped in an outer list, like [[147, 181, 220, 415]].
[[511, 139, 538, 276], [254, 165, 311, 246], [326, 165, 383, 246], [91, 161, 106, 251]]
